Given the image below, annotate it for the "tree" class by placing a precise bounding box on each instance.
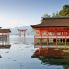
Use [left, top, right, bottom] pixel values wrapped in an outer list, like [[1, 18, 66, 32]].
[[52, 12, 59, 17], [43, 14, 51, 18], [43, 5, 69, 18], [59, 5, 69, 16]]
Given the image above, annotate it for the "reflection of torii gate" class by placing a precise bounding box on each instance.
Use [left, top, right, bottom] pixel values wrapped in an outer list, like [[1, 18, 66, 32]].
[[18, 29, 27, 39]]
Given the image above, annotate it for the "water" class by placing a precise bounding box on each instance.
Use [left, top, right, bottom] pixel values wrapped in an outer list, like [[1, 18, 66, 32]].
[[0, 35, 67, 69]]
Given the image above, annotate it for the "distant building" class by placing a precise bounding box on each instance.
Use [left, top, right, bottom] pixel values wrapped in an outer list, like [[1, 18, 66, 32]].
[[31, 17, 69, 48], [0, 28, 11, 48]]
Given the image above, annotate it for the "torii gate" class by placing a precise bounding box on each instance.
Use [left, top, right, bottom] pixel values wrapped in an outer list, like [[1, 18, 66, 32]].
[[18, 29, 27, 39]]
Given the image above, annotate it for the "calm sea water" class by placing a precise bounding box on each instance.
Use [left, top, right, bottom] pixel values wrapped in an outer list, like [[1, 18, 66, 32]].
[[0, 35, 66, 69]]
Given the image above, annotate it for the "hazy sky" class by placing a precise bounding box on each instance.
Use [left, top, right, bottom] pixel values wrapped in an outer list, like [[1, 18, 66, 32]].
[[0, 0, 69, 28]]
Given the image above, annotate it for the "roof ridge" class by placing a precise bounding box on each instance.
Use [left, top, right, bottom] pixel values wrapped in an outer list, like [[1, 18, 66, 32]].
[[42, 16, 69, 19]]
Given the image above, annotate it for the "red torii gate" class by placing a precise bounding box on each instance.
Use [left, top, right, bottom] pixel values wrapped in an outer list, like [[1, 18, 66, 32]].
[[18, 29, 27, 39]]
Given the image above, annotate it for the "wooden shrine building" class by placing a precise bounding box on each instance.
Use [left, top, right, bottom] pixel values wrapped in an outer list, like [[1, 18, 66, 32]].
[[0, 28, 11, 48], [31, 17, 69, 48]]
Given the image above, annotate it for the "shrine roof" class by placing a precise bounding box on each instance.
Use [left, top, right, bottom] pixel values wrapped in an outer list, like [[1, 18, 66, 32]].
[[31, 17, 69, 28], [0, 29, 11, 33]]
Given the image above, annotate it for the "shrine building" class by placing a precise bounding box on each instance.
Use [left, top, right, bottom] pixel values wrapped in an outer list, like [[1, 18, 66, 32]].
[[31, 17, 69, 47], [0, 28, 11, 47]]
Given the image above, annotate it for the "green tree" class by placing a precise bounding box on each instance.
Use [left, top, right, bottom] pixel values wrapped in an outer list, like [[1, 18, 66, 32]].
[[59, 5, 69, 16], [43, 5, 69, 18], [43, 14, 51, 18], [52, 12, 59, 17]]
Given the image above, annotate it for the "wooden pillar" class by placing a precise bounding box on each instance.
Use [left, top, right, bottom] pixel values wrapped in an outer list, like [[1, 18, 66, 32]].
[[61, 32, 63, 43], [34, 35, 38, 48], [40, 30, 42, 48], [0, 33, 2, 45], [2, 33, 4, 45], [46, 31, 49, 54], [47, 32, 49, 46], [7, 33, 10, 45], [3, 33, 5, 45], [65, 32, 67, 46], [56, 31, 57, 46]]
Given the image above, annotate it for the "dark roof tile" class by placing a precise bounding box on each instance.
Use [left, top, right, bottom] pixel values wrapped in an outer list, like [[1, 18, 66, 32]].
[[0, 29, 11, 33], [31, 17, 69, 28]]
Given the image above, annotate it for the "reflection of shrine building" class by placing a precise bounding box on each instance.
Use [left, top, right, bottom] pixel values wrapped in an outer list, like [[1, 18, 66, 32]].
[[32, 48, 69, 66], [0, 28, 11, 48], [31, 17, 69, 47]]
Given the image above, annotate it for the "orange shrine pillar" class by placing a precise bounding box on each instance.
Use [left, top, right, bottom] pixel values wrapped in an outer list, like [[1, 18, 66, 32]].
[[61, 32, 63, 43], [56, 31, 57, 46], [65, 32, 67, 46], [40, 30, 42, 48], [47, 32, 49, 47]]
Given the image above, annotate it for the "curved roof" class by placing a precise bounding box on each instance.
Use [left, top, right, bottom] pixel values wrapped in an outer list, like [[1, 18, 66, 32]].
[[31, 17, 69, 28], [0, 29, 11, 33]]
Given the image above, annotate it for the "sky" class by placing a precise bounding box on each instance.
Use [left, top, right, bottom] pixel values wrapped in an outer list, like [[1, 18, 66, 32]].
[[0, 0, 69, 28]]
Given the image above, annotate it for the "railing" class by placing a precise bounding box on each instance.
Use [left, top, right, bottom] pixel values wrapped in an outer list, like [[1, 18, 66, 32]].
[[34, 36, 69, 38], [34, 45, 69, 48]]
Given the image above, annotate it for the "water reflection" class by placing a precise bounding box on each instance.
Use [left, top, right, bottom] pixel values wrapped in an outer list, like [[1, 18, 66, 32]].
[[0, 35, 67, 69], [0, 45, 11, 59], [0, 42, 11, 59], [31, 47, 69, 69], [0, 45, 11, 49], [11, 35, 34, 45]]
